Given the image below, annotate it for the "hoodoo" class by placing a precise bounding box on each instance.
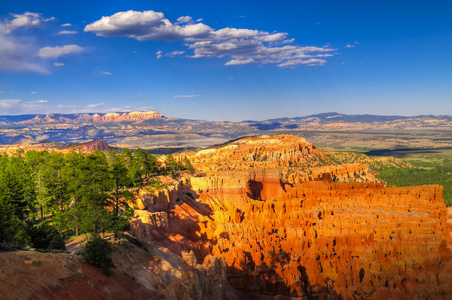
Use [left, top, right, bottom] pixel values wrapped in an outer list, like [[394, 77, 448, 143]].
[[131, 135, 452, 299]]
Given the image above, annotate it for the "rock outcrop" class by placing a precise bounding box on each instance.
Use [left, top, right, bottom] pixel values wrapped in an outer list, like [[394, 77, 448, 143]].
[[0, 139, 111, 155], [77, 139, 111, 152], [130, 134, 452, 299]]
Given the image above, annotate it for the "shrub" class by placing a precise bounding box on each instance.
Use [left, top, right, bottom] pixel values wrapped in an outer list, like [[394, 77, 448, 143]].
[[49, 234, 66, 251], [82, 236, 115, 275], [26, 222, 65, 250]]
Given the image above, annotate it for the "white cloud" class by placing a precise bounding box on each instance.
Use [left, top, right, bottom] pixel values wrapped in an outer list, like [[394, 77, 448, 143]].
[[0, 13, 55, 73], [54, 62, 64, 67], [277, 58, 327, 68], [38, 44, 83, 59], [30, 91, 37, 94], [0, 98, 49, 114], [176, 16, 193, 24], [84, 10, 213, 40], [165, 50, 185, 57], [174, 94, 202, 98], [87, 103, 104, 108], [225, 58, 254, 65], [85, 10, 336, 68], [0, 12, 54, 34], [27, 99, 47, 104], [102, 71, 112, 75], [59, 30, 78, 34], [61, 23, 72, 27], [55, 103, 153, 114], [0, 99, 21, 108], [0, 91, 5, 94], [345, 44, 355, 48], [0, 35, 48, 73]]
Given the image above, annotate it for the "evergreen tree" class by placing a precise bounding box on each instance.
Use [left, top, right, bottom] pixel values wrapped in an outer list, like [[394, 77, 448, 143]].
[[24, 150, 48, 220], [78, 151, 112, 236], [145, 150, 160, 174], [120, 148, 133, 167], [108, 151, 134, 240], [128, 149, 148, 185], [1, 155, 36, 221], [184, 157, 195, 174], [63, 152, 85, 236], [43, 152, 69, 213], [82, 236, 115, 275], [0, 198, 28, 248], [166, 154, 178, 172]]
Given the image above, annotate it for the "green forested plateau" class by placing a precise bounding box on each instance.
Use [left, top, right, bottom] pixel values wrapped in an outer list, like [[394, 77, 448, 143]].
[[0, 148, 192, 250], [376, 153, 452, 207]]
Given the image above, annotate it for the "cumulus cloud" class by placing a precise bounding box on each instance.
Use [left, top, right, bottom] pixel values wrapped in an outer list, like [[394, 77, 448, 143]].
[[38, 44, 83, 59], [0, 12, 82, 73], [85, 10, 336, 68], [0, 98, 49, 114], [61, 23, 72, 27], [54, 62, 64, 67], [59, 30, 78, 34], [85, 10, 212, 41], [0, 12, 54, 34], [102, 71, 112, 75]]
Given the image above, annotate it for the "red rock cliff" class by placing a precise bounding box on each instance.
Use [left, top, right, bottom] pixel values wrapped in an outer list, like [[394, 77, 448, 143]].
[[132, 134, 452, 299]]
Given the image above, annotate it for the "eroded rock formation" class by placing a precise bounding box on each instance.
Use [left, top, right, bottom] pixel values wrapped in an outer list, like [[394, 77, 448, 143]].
[[129, 134, 452, 299]]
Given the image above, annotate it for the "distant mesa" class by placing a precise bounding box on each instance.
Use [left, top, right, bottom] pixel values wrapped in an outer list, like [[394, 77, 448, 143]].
[[1, 110, 165, 124]]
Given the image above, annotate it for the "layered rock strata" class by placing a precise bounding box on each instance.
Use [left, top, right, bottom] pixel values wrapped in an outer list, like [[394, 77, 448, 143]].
[[130, 134, 452, 299]]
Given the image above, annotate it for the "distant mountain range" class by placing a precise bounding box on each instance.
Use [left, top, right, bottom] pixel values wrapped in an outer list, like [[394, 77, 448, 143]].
[[0, 111, 165, 124], [1, 111, 451, 125], [1, 111, 452, 150], [264, 112, 448, 123]]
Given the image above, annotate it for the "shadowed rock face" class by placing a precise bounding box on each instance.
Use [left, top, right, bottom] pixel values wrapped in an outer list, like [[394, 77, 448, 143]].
[[195, 179, 450, 298], [129, 135, 452, 299]]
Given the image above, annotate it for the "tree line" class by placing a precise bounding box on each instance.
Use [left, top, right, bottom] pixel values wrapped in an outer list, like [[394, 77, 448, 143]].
[[0, 148, 194, 250]]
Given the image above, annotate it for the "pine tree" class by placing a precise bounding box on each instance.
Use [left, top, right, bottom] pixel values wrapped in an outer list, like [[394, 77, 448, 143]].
[[108, 151, 134, 240], [63, 152, 85, 236]]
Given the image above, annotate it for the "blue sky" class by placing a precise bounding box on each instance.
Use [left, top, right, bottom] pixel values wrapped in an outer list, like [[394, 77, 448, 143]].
[[0, 0, 451, 121]]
